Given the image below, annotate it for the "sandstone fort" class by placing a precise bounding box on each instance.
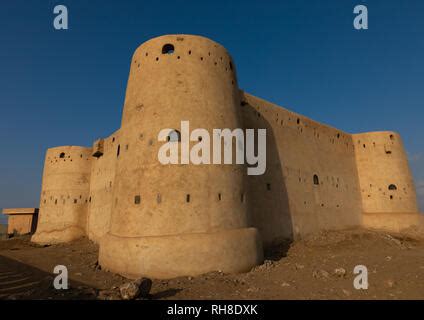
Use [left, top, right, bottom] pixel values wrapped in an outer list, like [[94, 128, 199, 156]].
[[23, 35, 422, 279]]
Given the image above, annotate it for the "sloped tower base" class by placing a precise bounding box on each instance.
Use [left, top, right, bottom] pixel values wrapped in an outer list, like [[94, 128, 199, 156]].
[[363, 212, 424, 238], [31, 227, 85, 245], [99, 227, 263, 279]]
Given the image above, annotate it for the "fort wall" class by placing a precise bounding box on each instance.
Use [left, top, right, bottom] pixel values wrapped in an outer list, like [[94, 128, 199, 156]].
[[86, 131, 120, 243], [241, 93, 363, 243]]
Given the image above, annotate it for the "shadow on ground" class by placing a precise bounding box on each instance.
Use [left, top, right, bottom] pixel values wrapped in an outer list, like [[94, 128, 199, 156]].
[[0, 255, 96, 300]]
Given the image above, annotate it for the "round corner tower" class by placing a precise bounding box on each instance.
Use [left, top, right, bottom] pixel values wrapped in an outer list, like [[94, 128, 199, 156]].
[[98, 35, 263, 279], [32, 146, 92, 244], [353, 131, 419, 213]]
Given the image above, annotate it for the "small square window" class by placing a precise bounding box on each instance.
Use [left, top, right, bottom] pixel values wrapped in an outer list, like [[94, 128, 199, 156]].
[[135, 195, 141, 204]]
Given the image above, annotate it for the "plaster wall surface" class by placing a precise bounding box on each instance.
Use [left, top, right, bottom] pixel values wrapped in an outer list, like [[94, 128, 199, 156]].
[[363, 212, 424, 237], [241, 93, 363, 243], [6, 215, 33, 235], [2, 209, 38, 236], [87, 131, 120, 243], [32, 146, 92, 244], [353, 132, 418, 213]]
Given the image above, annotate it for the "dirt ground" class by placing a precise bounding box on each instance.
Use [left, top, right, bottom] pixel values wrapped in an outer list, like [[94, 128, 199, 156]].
[[0, 228, 423, 300]]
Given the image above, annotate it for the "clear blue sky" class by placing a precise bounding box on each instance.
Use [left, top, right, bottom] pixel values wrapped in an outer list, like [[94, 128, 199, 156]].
[[0, 0, 423, 224]]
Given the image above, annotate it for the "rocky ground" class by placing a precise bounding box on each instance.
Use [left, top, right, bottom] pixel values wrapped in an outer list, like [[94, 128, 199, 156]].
[[0, 228, 423, 300]]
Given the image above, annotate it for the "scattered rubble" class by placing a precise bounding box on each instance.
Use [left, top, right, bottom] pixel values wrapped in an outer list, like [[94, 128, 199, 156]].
[[312, 269, 330, 279], [294, 263, 305, 270], [119, 278, 153, 300], [333, 268, 347, 278], [385, 279, 396, 289]]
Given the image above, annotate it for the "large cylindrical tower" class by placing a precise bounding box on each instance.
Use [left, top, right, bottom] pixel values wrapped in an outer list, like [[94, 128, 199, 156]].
[[32, 146, 92, 244], [99, 35, 263, 279], [353, 131, 418, 213]]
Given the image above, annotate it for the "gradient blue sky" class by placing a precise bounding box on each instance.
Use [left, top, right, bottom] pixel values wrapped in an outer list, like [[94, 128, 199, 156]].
[[0, 0, 423, 224]]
